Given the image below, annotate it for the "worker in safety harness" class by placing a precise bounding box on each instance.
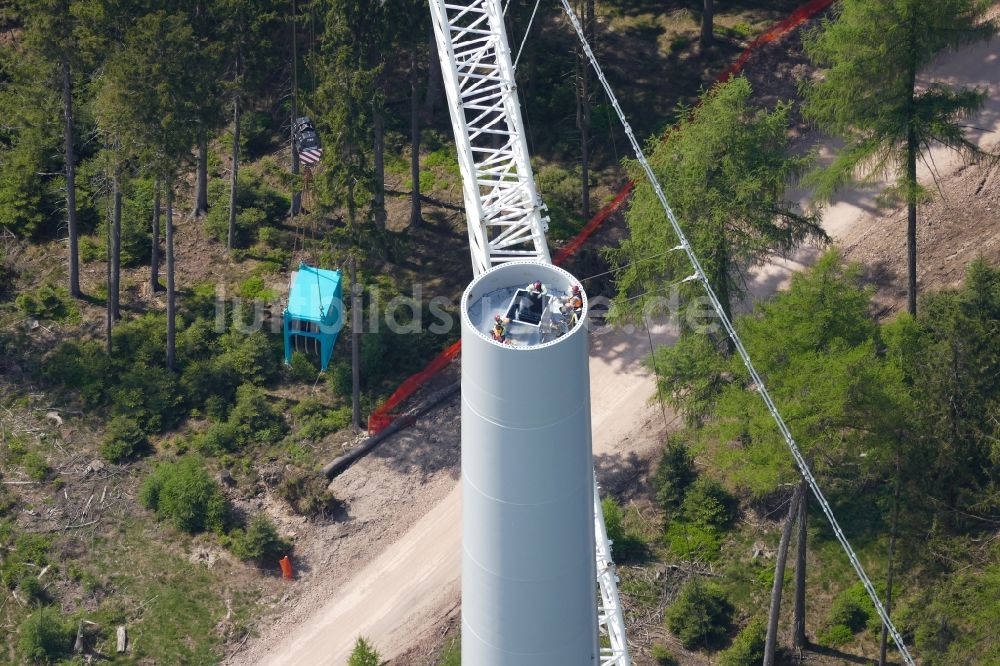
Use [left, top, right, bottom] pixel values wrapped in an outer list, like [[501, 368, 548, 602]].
[[567, 285, 583, 312], [564, 284, 583, 325], [525, 280, 547, 297], [514, 280, 547, 325], [491, 314, 509, 343]]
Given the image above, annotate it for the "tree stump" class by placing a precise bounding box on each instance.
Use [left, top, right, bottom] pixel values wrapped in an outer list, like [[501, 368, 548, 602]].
[[73, 621, 84, 653]]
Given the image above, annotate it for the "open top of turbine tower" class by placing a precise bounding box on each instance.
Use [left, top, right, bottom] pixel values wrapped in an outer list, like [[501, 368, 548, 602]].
[[463, 262, 587, 349]]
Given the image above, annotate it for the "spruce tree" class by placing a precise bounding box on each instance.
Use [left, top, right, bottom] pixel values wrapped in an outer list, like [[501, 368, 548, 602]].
[[97, 10, 203, 368], [20, 0, 83, 296], [612, 77, 823, 326], [802, 0, 996, 316], [313, 0, 384, 228], [217, 0, 282, 250], [347, 636, 381, 666]]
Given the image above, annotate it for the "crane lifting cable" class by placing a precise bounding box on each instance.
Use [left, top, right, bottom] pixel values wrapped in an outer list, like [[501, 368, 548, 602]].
[[557, 2, 917, 664], [512, 0, 542, 72]]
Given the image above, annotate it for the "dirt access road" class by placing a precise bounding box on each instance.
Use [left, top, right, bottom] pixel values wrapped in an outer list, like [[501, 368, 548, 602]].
[[246, 308, 676, 666], [241, 24, 1000, 666]]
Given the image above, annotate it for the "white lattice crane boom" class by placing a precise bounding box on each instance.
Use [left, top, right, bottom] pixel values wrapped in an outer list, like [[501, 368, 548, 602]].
[[428, 0, 551, 276], [428, 0, 631, 663]]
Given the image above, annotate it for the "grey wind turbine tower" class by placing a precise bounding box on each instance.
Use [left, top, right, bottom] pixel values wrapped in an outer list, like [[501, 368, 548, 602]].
[[427, 0, 631, 663]]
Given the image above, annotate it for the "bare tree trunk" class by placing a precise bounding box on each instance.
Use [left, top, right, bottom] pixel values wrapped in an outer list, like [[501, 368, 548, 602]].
[[765, 485, 804, 665], [165, 186, 176, 370], [194, 133, 208, 216], [105, 161, 122, 353], [582, 0, 595, 220], [575, 32, 591, 221], [793, 476, 808, 651], [425, 24, 443, 123], [290, 0, 301, 217], [105, 192, 113, 355], [351, 256, 362, 430], [906, 130, 918, 316], [62, 55, 80, 298], [879, 467, 901, 666], [373, 109, 386, 230], [347, 177, 357, 227], [410, 48, 422, 230], [151, 179, 160, 292], [701, 0, 714, 48], [228, 96, 241, 250], [110, 165, 122, 322], [586, 0, 595, 43], [712, 234, 734, 330], [905, 18, 918, 317]]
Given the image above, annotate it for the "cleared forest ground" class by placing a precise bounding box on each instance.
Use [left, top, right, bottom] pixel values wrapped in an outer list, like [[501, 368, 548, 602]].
[[238, 8, 1000, 666]]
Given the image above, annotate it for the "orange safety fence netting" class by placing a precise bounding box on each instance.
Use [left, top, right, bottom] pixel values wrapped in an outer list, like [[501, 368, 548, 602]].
[[551, 182, 636, 267], [367, 340, 462, 433], [715, 0, 835, 83], [367, 0, 835, 434]]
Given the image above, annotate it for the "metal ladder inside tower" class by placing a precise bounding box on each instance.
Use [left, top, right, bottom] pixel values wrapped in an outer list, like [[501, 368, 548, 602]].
[[427, 1, 631, 663]]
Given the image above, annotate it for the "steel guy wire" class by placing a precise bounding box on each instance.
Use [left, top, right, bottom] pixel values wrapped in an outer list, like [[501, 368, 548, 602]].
[[558, 2, 916, 663], [577, 246, 685, 284], [512, 0, 542, 72]]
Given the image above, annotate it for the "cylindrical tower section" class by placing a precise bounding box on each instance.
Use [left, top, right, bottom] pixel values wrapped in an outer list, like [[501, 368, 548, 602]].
[[461, 261, 598, 665]]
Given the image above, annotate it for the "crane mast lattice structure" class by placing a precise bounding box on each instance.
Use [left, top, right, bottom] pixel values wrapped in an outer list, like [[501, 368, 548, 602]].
[[428, 0, 631, 663], [428, 0, 552, 276]]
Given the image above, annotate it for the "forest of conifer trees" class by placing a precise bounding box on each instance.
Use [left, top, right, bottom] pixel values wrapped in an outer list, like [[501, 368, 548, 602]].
[[1, 1, 999, 664]]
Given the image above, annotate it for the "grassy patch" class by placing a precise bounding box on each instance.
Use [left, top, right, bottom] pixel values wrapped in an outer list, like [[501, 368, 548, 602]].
[[15, 283, 79, 323], [88, 521, 249, 664]]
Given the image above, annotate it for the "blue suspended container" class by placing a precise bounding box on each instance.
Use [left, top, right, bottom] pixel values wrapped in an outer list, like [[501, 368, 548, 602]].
[[282, 263, 344, 371]]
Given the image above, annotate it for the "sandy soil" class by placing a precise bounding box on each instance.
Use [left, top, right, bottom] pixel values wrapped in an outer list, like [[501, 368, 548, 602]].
[[231, 14, 1000, 666], [230, 302, 676, 666], [747, 23, 1000, 310]]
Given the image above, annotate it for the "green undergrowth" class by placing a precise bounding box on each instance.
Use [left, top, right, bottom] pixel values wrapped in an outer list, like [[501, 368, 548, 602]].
[[0, 514, 259, 665], [612, 254, 1000, 664], [85, 521, 254, 664]]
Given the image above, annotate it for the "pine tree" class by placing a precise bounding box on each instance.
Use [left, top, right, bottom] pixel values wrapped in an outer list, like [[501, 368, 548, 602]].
[[347, 636, 381, 666], [802, 0, 996, 316], [217, 0, 282, 250], [612, 77, 823, 326], [20, 0, 83, 297], [313, 0, 384, 228]]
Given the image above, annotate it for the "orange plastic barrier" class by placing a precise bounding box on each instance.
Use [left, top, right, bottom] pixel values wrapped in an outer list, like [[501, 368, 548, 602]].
[[366, 0, 835, 435], [715, 0, 835, 84], [551, 182, 636, 267], [367, 340, 462, 433], [279, 555, 294, 580]]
